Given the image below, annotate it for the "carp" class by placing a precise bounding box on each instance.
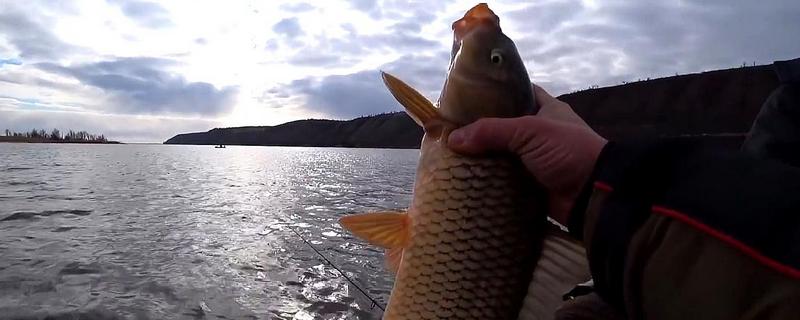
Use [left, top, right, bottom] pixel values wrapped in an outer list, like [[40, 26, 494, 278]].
[[340, 3, 590, 319]]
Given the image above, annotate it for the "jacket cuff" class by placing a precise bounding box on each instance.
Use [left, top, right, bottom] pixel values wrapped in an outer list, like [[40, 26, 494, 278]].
[[566, 139, 681, 239], [566, 142, 613, 240]]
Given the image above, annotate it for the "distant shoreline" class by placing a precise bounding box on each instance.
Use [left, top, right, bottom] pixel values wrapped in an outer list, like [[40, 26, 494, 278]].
[[0, 137, 121, 144], [164, 63, 780, 149]]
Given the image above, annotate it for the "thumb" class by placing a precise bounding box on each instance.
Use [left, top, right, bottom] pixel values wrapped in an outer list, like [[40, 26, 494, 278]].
[[447, 116, 545, 155], [532, 84, 560, 106]]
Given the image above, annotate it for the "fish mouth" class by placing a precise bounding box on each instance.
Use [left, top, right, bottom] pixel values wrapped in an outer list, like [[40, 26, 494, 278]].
[[451, 3, 500, 42]]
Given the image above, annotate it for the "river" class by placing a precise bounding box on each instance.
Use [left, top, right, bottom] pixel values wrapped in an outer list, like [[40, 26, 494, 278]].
[[0, 143, 419, 319]]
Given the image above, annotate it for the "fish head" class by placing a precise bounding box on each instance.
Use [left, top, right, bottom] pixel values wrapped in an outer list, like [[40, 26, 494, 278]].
[[439, 3, 536, 126]]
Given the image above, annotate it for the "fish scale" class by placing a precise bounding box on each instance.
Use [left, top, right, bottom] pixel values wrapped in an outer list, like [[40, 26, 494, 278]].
[[382, 145, 546, 319]]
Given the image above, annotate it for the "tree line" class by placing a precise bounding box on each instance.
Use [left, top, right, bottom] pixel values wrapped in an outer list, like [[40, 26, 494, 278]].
[[3, 128, 108, 142]]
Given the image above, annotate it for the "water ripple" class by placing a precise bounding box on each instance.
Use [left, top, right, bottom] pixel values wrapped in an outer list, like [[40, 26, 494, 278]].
[[1, 210, 92, 222], [0, 144, 417, 319]]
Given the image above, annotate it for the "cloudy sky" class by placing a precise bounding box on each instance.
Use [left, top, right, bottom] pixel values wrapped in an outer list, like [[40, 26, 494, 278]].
[[1, 0, 798, 142]]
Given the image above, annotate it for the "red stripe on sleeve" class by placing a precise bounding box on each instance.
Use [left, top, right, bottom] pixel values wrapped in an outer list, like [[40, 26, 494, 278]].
[[594, 181, 614, 193], [652, 205, 800, 280]]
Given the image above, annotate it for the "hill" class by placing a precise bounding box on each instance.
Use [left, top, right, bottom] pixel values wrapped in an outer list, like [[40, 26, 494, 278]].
[[165, 112, 422, 148], [164, 64, 780, 149]]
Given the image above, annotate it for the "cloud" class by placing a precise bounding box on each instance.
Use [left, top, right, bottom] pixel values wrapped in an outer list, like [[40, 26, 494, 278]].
[[108, 0, 172, 28], [3, 0, 800, 143], [0, 70, 79, 92], [0, 95, 88, 113], [277, 22, 439, 68], [0, 108, 220, 143], [272, 17, 303, 38], [361, 33, 440, 52], [379, 54, 449, 98], [349, 0, 378, 12], [0, 9, 78, 60], [350, 2, 447, 51], [506, 0, 800, 94], [349, 0, 381, 18], [280, 2, 314, 13], [287, 51, 344, 67], [267, 1, 449, 69], [0, 58, 22, 67], [390, 21, 424, 33], [281, 27, 440, 68], [281, 70, 396, 119], [505, 0, 583, 34], [277, 53, 448, 119], [34, 57, 237, 116]]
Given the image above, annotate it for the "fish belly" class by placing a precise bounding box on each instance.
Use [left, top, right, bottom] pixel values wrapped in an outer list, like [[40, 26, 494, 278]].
[[383, 148, 545, 319]]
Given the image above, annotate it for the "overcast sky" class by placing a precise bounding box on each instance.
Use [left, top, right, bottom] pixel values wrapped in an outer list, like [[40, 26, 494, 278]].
[[1, 1, 798, 142]]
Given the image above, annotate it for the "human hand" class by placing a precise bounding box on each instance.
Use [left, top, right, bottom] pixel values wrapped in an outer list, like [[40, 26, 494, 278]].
[[532, 84, 590, 129], [446, 84, 607, 225]]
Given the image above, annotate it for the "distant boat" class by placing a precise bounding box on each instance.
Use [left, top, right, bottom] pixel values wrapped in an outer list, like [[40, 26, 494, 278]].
[[215, 144, 226, 148]]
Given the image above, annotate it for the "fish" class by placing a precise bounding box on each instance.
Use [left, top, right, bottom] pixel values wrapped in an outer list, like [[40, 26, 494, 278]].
[[339, 3, 591, 319]]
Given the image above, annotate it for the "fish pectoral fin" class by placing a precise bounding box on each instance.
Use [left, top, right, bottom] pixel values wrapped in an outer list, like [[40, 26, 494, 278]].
[[380, 71, 443, 132], [385, 247, 403, 274], [338, 211, 410, 249]]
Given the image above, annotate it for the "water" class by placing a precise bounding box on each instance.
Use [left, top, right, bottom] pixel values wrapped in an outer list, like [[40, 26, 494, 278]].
[[0, 143, 419, 320]]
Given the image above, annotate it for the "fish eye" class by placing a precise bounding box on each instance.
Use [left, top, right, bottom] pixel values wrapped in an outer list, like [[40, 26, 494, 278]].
[[490, 50, 503, 65]]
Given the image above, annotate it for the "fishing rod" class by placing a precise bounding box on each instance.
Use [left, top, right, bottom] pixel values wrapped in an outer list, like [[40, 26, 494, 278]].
[[287, 226, 387, 312]]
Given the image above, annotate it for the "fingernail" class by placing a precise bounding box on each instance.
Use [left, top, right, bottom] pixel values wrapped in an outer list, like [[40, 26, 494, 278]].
[[448, 130, 464, 146]]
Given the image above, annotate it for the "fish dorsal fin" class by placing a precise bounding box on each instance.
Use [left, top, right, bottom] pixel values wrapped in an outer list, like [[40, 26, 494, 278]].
[[385, 247, 404, 274], [381, 71, 443, 132], [339, 211, 410, 249]]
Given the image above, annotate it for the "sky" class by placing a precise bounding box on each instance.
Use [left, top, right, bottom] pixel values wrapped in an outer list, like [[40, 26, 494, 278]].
[[1, 1, 798, 143]]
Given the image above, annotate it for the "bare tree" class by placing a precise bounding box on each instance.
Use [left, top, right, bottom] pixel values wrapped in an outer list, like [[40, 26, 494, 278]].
[[50, 129, 61, 140], [5, 128, 110, 142]]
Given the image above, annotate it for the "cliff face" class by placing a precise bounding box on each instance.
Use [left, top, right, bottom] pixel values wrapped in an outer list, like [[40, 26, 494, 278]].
[[164, 64, 781, 149]]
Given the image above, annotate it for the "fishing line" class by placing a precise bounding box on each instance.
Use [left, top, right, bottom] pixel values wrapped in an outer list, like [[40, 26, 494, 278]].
[[287, 226, 387, 312]]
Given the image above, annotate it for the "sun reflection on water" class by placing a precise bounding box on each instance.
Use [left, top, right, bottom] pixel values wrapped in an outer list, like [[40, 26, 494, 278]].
[[0, 144, 418, 319]]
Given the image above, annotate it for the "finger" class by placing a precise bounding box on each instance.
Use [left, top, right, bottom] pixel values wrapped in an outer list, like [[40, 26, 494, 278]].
[[448, 116, 544, 155], [533, 84, 590, 128], [532, 84, 559, 107]]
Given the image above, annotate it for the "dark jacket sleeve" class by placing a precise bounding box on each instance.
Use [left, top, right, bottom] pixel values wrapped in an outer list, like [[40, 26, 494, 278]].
[[567, 139, 800, 319]]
